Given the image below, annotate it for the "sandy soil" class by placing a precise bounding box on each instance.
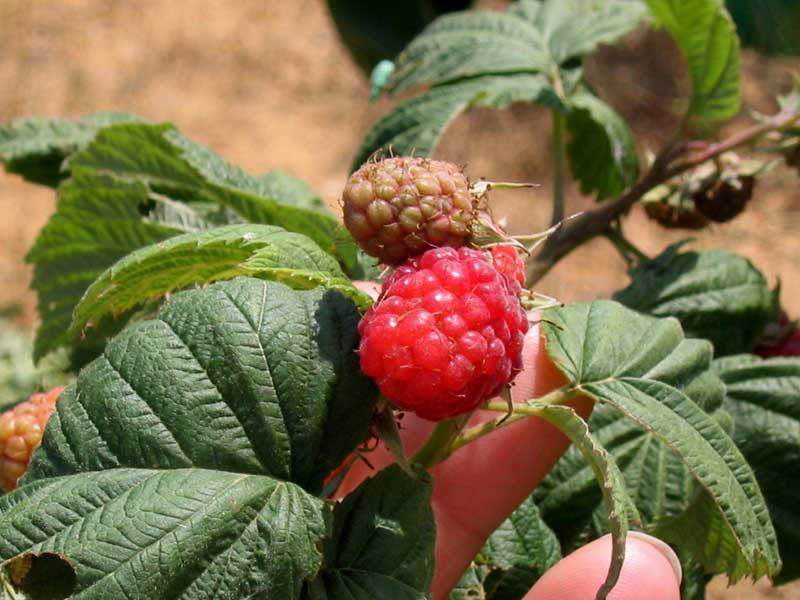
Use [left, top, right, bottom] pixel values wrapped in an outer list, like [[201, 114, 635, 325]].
[[0, 2, 798, 597]]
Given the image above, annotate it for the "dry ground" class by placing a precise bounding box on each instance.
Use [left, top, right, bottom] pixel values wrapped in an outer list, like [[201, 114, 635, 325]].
[[1, 2, 798, 597]]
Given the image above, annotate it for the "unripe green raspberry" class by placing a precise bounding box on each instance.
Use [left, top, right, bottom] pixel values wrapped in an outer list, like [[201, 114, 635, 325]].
[[342, 157, 476, 264]]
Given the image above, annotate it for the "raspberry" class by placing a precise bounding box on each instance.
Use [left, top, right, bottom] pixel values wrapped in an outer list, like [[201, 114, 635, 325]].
[[755, 312, 800, 358], [0, 387, 63, 492], [358, 247, 528, 421], [342, 157, 475, 264], [693, 175, 755, 223], [762, 331, 800, 357], [490, 245, 526, 290]]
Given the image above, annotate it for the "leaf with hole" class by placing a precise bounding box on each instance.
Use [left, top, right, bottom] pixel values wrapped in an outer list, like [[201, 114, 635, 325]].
[[0, 469, 327, 599]]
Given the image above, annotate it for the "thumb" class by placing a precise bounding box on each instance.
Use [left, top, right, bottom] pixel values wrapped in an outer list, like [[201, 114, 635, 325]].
[[526, 532, 682, 600]]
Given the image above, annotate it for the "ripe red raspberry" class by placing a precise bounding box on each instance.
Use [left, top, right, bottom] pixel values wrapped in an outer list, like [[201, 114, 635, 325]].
[[0, 387, 63, 492], [342, 157, 475, 265], [358, 247, 528, 421], [490, 245, 526, 290]]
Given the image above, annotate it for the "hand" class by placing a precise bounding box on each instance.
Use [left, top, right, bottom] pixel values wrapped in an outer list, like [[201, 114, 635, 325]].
[[343, 282, 682, 599]]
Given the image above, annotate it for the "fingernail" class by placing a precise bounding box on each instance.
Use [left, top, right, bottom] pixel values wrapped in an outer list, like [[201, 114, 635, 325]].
[[628, 531, 683, 585]]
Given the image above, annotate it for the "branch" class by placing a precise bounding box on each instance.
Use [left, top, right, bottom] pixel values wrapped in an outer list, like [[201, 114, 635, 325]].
[[665, 109, 800, 176], [525, 108, 800, 284]]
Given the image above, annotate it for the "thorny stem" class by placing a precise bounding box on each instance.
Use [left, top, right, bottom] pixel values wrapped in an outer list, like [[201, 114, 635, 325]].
[[525, 107, 800, 284], [666, 109, 800, 176]]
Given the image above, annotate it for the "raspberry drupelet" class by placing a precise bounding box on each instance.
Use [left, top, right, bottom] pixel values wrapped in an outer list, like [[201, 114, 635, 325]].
[[490, 245, 526, 290], [358, 247, 528, 421]]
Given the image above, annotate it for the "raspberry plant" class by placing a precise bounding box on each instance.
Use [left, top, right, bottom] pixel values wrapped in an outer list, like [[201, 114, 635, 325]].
[[0, 0, 798, 599]]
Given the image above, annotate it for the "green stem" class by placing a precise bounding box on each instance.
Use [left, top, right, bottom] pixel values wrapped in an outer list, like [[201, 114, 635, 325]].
[[551, 110, 567, 227], [411, 416, 469, 469], [418, 386, 576, 468], [483, 385, 575, 413]]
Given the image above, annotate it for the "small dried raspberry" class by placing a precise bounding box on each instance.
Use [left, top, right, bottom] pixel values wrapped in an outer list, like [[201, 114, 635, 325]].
[[342, 157, 475, 264], [0, 387, 63, 492], [358, 247, 528, 421], [693, 175, 755, 223]]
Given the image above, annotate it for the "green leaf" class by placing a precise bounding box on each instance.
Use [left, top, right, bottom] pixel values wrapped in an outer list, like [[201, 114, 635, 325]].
[[27, 277, 378, 494], [26, 123, 367, 359], [353, 73, 562, 169], [310, 466, 435, 599], [448, 564, 486, 600], [26, 170, 186, 361], [387, 11, 547, 93], [359, 0, 648, 169], [713, 354, 800, 583], [528, 402, 638, 599], [566, 92, 639, 199], [614, 244, 774, 356], [69, 224, 370, 345], [0, 468, 326, 599], [510, 0, 650, 66], [388, 1, 648, 93], [483, 568, 538, 599], [0, 113, 142, 186], [645, 0, 741, 122], [0, 318, 71, 409], [677, 548, 713, 600], [326, 0, 470, 75], [483, 496, 562, 574], [542, 300, 781, 581], [535, 365, 728, 561], [450, 497, 561, 600], [258, 169, 330, 212], [67, 123, 361, 275]]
